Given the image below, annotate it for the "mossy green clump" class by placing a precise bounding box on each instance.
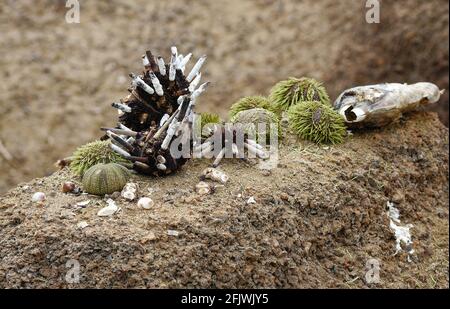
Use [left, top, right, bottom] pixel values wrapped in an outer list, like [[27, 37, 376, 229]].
[[200, 112, 221, 129], [288, 101, 347, 145], [269, 77, 330, 112], [82, 163, 130, 196], [70, 140, 129, 176], [231, 108, 281, 143], [229, 96, 273, 119]]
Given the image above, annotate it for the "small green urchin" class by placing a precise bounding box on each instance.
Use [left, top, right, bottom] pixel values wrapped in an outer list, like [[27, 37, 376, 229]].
[[70, 140, 129, 176], [269, 77, 330, 112], [231, 108, 281, 143], [288, 101, 347, 145], [229, 96, 273, 119], [200, 112, 221, 129]]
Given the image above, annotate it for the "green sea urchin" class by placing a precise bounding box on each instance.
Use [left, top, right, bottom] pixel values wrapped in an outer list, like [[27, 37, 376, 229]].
[[70, 140, 129, 176], [270, 77, 330, 112], [82, 163, 130, 195], [229, 96, 272, 119], [288, 101, 347, 145], [231, 108, 281, 143], [198, 112, 222, 137], [200, 112, 221, 129]]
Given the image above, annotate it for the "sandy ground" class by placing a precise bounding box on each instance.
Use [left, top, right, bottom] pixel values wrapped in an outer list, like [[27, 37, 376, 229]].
[[0, 0, 448, 194], [0, 112, 448, 288]]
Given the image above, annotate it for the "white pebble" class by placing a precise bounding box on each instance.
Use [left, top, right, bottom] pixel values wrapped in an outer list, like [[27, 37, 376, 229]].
[[76, 200, 90, 207], [32, 192, 46, 203], [167, 230, 179, 237], [137, 197, 154, 210], [77, 221, 89, 229], [246, 197, 256, 204]]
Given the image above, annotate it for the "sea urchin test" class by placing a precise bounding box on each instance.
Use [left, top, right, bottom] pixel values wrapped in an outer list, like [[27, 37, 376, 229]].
[[333, 82, 444, 128]]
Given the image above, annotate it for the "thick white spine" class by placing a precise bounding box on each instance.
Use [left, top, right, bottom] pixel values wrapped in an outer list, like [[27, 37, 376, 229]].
[[142, 55, 150, 67], [149, 72, 164, 96], [192, 82, 210, 99], [110, 143, 130, 157], [179, 53, 192, 72], [130, 73, 154, 95], [157, 57, 166, 76], [186, 55, 207, 82], [189, 73, 202, 92], [111, 102, 131, 113]]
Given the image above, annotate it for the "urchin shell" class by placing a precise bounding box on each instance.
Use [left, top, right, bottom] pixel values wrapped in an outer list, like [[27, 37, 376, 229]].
[[270, 77, 330, 112], [333, 82, 444, 128], [231, 108, 281, 143], [82, 163, 130, 196], [288, 101, 347, 145], [70, 140, 129, 176], [229, 96, 272, 119]]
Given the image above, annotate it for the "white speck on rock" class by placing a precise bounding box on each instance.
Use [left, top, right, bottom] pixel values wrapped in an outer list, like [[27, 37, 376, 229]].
[[387, 201, 414, 261], [246, 197, 256, 204], [77, 221, 89, 229], [167, 230, 179, 237], [76, 200, 90, 207]]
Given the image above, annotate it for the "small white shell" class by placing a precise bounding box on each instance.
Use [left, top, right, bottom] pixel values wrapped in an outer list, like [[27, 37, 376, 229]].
[[246, 197, 256, 204], [32, 192, 46, 203], [137, 197, 154, 210], [202, 168, 229, 184], [77, 221, 89, 229], [97, 199, 119, 217], [121, 182, 138, 201], [195, 181, 211, 195]]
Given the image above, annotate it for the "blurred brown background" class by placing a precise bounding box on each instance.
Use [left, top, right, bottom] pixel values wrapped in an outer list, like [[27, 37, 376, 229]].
[[0, 0, 448, 194]]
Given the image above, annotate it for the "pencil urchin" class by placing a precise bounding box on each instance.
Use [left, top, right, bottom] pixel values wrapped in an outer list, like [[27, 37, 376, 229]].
[[270, 77, 330, 112], [70, 140, 129, 176], [231, 108, 281, 143], [102, 46, 210, 176], [288, 101, 347, 145], [229, 96, 272, 119]]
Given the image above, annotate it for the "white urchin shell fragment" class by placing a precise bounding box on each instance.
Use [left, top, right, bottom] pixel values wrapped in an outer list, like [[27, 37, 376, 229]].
[[97, 199, 119, 217]]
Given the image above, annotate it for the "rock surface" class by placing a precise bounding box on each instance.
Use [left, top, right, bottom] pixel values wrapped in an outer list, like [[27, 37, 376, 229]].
[[0, 112, 448, 288], [0, 0, 448, 194]]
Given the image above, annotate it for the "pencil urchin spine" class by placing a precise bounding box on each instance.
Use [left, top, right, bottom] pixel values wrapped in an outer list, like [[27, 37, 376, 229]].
[[103, 47, 210, 176], [288, 101, 347, 145], [70, 140, 130, 176], [270, 77, 330, 112], [229, 96, 273, 119]]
